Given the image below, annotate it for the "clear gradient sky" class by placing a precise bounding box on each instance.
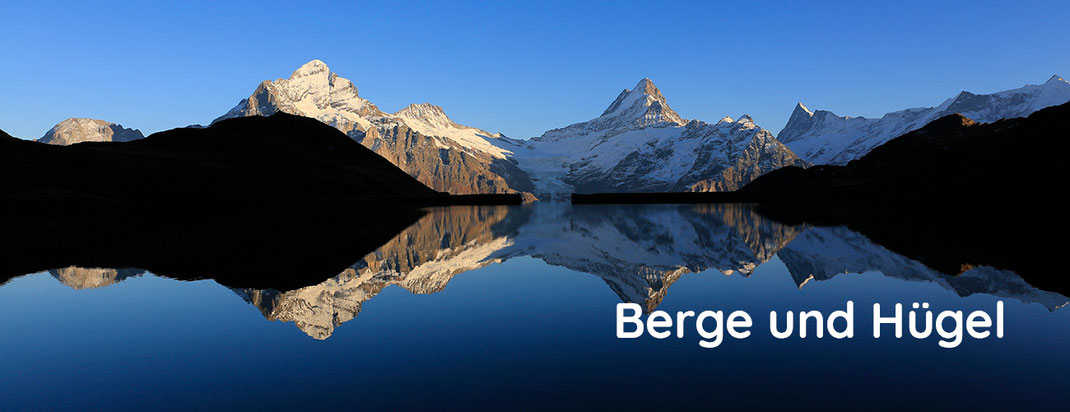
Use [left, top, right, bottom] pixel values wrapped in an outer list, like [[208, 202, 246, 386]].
[[1, 0, 1068, 140]]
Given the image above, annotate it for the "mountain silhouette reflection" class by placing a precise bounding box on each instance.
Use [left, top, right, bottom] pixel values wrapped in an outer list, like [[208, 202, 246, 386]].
[[9, 203, 1067, 339]]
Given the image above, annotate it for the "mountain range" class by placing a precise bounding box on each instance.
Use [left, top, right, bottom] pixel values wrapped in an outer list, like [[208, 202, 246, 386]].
[[14, 60, 1070, 199], [779, 75, 1070, 165], [743, 101, 1070, 202]]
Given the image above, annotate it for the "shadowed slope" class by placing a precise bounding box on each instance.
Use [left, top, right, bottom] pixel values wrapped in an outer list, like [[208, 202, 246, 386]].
[[1, 112, 439, 219], [0, 113, 508, 289]]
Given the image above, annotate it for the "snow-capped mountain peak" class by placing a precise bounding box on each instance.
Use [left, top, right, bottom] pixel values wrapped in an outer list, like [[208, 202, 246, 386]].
[[601, 78, 658, 115], [213, 59, 381, 133], [599, 77, 685, 127], [537, 78, 687, 142]]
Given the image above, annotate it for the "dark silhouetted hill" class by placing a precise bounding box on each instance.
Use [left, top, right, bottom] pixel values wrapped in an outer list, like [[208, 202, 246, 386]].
[[1, 112, 443, 218]]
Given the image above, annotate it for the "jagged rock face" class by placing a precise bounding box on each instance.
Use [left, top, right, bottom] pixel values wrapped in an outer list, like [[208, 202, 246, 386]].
[[48, 266, 144, 289], [231, 206, 517, 339], [214, 60, 534, 197], [779, 75, 1070, 165], [668, 118, 808, 192], [365, 122, 533, 196], [38, 118, 144, 145], [514, 79, 808, 198]]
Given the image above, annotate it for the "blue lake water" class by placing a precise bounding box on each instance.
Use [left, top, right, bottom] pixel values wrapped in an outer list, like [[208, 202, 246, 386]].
[[1, 204, 1067, 410]]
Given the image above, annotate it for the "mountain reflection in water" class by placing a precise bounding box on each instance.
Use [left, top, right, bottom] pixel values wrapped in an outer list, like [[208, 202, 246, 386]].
[[22, 203, 1068, 340]]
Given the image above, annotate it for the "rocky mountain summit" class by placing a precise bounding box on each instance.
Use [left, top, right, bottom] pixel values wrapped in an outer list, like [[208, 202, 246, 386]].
[[508, 79, 809, 198], [214, 60, 534, 197], [779, 75, 1070, 165], [537, 78, 687, 142], [37, 118, 144, 145]]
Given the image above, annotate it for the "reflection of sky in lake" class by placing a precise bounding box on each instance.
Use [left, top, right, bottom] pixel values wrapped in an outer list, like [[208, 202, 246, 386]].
[[1, 204, 1068, 409]]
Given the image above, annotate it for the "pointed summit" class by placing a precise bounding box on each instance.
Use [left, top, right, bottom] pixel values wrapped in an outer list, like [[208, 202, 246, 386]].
[[537, 78, 687, 142], [793, 102, 814, 117], [635, 78, 658, 94], [1046, 74, 1066, 85], [779, 103, 820, 144], [597, 78, 684, 127]]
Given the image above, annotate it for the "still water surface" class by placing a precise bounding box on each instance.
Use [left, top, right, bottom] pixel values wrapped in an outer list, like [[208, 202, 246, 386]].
[[1, 204, 1067, 409]]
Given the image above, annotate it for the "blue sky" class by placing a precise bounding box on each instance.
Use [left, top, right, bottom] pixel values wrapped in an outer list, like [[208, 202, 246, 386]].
[[1, 0, 1067, 140]]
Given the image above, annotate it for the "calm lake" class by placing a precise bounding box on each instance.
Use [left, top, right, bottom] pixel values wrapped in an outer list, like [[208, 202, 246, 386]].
[[1, 204, 1068, 410]]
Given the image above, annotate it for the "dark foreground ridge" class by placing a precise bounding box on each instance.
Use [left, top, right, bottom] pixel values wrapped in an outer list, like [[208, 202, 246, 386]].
[[0, 113, 519, 288], [1, 112, 521, 214], [0, 202, 427, 290]]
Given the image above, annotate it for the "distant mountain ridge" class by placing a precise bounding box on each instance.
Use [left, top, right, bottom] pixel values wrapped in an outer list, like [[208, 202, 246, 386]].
[[37, 118, 144, 145], [779, 75, 1070, 165], [507, 78, 809, 198], [743, 101, 1070, 204]]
